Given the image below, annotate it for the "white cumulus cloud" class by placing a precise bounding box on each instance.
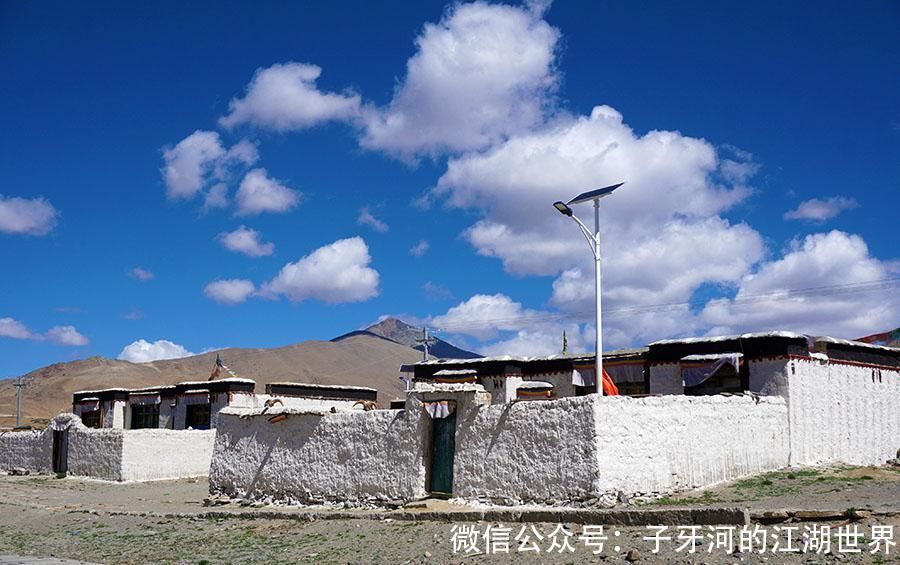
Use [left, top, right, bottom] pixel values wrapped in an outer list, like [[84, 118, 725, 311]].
[[0, 195, 58, 236], [432, 105, 762, 346], [219, 62, 361, 131], [261, 236, 379, 304], [784, 196, 859, 222], [0, 317, 38, 340], [360, 2, 560, 158], [235, 168, 301, 216], [118, 339, 195, 363], [0, 317, 89, 346], [429, 293, 587, 356], [161, 131, 259, 201], [217, 225, 274, 257], [46, 325, 89, 346], [699, 230, 900, 339], [203, 278, 256, 305]]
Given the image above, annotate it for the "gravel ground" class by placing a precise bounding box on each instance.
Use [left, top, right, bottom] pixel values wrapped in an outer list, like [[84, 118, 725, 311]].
[[0, 467, 897, 564]]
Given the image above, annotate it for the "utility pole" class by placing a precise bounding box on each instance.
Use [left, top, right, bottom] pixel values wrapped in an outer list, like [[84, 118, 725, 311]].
[[415, 327, 436, 361], [14, 376, 26, 428]]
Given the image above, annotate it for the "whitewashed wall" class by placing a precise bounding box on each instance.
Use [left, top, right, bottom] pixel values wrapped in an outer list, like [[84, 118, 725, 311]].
[[786, 359, 900, 466], [210, 407, 428, 504], [67, 426, 124, 481], [120, 430, 215, 481], [594, 395, 790, 495], [0, 429, 51, 473], [453, 395, 599, 505]]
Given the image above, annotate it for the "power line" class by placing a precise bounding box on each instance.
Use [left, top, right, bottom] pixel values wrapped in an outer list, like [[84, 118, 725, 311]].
[[431, 277, 900, 332]]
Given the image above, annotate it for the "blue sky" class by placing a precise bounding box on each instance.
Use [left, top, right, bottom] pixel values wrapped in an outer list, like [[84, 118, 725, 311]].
[[1, 0, 898, 377]]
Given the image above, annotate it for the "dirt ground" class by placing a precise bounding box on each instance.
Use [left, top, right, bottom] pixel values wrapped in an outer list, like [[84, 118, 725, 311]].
[[0, 466, 898, 564]]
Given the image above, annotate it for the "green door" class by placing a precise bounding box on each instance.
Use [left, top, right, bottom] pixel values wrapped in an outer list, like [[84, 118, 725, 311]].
[[429, 411, 456, 495]]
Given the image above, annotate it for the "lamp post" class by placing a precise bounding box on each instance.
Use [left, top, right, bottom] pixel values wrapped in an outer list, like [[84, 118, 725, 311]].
[[553, 182, 624, 395]]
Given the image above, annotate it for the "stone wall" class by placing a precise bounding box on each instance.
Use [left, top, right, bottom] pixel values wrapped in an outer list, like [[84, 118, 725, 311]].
[[67, 426, 124, 481], [1, 414, 217, 481], [209, 406, 428, 504], [453, 394, 599, 505], [594, 395, 790, 496], [0, 429, 52, 474]]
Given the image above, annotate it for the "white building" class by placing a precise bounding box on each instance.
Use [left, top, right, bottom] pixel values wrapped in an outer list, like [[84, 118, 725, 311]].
[[208, 332, 899, 506]]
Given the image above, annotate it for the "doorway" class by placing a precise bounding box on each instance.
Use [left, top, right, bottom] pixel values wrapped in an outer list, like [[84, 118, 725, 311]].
[[51, 429, 69, 475], [429, 411, 456, 496]]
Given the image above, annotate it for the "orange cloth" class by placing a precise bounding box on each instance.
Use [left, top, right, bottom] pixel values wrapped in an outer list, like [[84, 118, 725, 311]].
[[601, 369, 619, 396]]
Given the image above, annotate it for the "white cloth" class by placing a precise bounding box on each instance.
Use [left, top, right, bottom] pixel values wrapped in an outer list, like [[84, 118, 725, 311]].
[[181, 390, 211, 405], [571, 368, 596, 387], [424, 401, 456, 419], [78, 399, 100, 412], [681, 353, 742, 387]]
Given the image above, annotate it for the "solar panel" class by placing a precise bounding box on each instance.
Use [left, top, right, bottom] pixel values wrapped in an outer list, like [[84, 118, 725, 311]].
[[567, 182, 624, 205]]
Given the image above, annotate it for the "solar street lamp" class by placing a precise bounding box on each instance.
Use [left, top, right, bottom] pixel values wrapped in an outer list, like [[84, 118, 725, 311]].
[[553, 182, 624, 395]]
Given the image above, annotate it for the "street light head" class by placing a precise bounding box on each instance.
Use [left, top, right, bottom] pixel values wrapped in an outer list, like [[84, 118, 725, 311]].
[[553, 201, 573, 216]]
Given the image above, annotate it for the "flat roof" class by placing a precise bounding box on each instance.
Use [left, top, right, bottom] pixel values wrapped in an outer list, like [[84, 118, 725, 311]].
[[267, 382, 378, 392]]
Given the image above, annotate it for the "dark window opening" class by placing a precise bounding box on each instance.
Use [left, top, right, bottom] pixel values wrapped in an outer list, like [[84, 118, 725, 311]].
[[130, 404, 159, 429], [185, 403, 211, 429], [684, 366, 743, 396], [80, 410, 101, 428]]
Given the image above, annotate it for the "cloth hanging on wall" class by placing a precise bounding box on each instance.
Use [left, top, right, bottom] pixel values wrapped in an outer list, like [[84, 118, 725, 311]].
[[78, 399, 100, 412], [604, 361, 645, 383], [424, 400, 456, 419], [181, 390, 211, 405], [571, 368, 596, 387], [433, 369, 477, 384], [130, 394, 161, 406], [680, 353, 743, 387]]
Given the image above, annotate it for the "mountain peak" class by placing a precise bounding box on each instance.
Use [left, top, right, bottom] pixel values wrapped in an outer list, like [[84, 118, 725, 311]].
[[360, 317, 482, 359]]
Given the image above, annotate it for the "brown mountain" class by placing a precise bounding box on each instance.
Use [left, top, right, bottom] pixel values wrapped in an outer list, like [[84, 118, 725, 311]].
[[335, 317, 481, 359], [0, 333, 425, 428]]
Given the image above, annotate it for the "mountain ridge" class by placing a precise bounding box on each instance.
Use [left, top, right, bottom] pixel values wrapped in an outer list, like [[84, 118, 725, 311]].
[[0, 319, 473, 428], [335, 317, 481, 360]]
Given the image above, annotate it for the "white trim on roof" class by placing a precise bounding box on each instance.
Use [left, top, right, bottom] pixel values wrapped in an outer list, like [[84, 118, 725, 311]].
[[267, 382, 377, 392]]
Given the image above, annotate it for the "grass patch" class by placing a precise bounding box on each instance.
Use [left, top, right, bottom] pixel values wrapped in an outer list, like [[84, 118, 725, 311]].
[[653, 490, 721, 506]]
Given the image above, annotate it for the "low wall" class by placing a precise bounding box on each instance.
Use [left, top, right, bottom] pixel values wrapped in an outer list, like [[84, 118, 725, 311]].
[[0, 429, 52, 474], [594, 394, 790, 496], [453, 395, 599, 505], [1, 414, 216, 481], [788, 359, 900, 466], [210, 407, 428, 504], [68, 426, 124, 481], [120, 430, 216, 481]]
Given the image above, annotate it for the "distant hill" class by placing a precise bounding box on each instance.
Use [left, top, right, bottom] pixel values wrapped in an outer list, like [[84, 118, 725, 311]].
[[333, 317, 481, 360], [0, 333, 427, 428]]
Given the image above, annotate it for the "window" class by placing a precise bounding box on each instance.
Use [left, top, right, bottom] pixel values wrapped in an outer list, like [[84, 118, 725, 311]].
[[684, 366, 743, 396], [130, 404, 159, 429], [185, 403, 211, 429], [80, 410, 101, 428]]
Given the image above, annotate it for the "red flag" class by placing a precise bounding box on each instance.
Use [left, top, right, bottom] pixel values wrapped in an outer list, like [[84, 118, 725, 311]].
[[601, 369, 619, 396]]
